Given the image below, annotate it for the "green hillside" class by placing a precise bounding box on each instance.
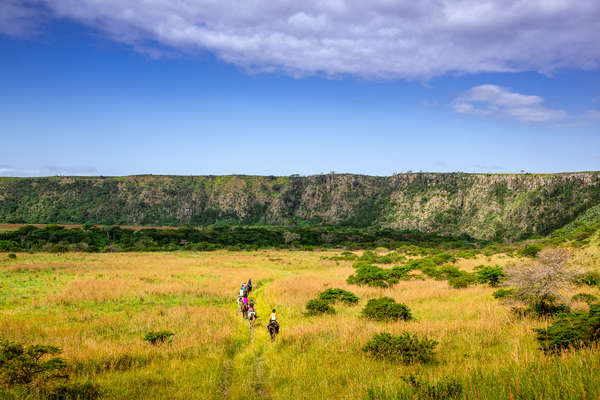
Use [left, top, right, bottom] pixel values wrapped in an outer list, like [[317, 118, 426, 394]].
[[1, 172, 599, 240]]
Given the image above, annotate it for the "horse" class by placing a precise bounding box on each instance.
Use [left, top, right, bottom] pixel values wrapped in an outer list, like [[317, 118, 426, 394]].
[[241, 303, 249, 319], [267, 320, 279, 341], [236, 296, 243, 311], [247, 310, 257, 328]]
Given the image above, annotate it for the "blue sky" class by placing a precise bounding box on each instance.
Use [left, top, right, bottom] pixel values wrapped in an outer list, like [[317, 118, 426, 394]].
[[1, 1, 599, 176]]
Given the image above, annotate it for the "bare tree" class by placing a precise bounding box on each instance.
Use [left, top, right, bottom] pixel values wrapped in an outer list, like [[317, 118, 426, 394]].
[[282, 231, 300, 244], [507, 248, 576, 305]]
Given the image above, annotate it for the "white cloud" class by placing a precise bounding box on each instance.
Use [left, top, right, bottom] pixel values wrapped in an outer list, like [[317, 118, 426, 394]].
[[2, 1, 600, 79], [584, 110, 600, 120], [452, 85, 567, 122]]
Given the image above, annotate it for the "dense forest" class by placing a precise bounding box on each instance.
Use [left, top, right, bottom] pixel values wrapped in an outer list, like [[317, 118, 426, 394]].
[[1, 172, 599, 240]]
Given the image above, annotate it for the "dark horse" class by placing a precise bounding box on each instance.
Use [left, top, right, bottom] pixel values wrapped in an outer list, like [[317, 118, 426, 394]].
[[267, 320, 279, 341], [241, 303, 249, 319]]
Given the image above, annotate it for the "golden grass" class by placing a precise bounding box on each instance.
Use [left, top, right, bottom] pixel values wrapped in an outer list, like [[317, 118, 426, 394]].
[[0, 246, 599, 399]]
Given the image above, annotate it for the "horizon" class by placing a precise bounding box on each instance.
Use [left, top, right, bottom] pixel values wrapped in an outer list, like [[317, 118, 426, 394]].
[[1, 1, 600, 177], [2, 170, 600, 179]]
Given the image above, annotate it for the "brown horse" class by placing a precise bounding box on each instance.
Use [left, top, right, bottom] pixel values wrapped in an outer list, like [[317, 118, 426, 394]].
[[241, 303, 249, 319]]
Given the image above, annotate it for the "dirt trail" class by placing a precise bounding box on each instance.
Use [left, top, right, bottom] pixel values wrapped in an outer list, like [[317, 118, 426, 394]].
[[223, 280, 273, 400]]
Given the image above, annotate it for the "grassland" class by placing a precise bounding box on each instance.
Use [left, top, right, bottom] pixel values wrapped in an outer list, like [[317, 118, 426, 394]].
[[1, 242, 599, 399]]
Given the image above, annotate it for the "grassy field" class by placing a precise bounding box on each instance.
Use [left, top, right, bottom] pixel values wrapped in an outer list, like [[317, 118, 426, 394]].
[[0, 245, 599, 399]]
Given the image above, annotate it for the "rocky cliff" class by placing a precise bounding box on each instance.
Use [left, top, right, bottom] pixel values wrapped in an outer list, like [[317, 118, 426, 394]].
[[1, 172, 599, 240]]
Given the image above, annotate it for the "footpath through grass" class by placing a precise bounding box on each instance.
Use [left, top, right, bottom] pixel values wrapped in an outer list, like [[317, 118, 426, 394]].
[[1, 248, 600, 399]]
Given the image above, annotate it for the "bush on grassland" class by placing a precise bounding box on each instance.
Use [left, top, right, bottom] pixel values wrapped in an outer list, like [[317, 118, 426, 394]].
[[572, 271, 600, 287], [347, 265, 391, 287], [517, 244, 542, 258], [318, 288, 359, 305], [474, 265, 506, 287], [535, 304, 600, 354], [362, 297, 412, 321], [571, 293, 598, 305], [492, 288, 515, 299], [305, 298, 335, 316], [143, 331, 174, 345], [363, 332, 437, 364]]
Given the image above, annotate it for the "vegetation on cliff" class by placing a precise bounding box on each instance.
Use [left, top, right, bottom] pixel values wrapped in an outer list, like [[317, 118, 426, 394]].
[[1, 172, 599, 240]]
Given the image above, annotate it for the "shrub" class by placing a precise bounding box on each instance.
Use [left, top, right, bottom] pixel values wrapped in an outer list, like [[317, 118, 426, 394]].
[[0, 240, 20, 252], [47, 381, 101, 400], [363, 332, 437, 364], [438, 265, 464, 279], [305, 299, 335, 315], [528, 298, 570, 318], [518, 244, 542, 258], [7, 253, 16, 259], [362, 297, 412, 321], [535, 304, 600, 354], [474, 265, 506, 287], [447, 274, 476, 289], [402, 375, 463, 400], [50, 244, 69, 253], [347, 265, 391, 287], [430, 253, 456, 265], [318, 288, 359, 305], [143, 331, 174, 345], [573, 271, 600, 287], [571, 293, 598, 305], [492, 288, 515, 299], [0, 339, 68, 386]]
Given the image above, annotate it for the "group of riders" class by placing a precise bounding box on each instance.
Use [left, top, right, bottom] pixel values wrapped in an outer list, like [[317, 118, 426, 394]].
[[237, 279, 280, 340]]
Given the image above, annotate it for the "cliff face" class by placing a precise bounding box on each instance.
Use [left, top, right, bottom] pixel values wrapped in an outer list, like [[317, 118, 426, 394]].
[[1, 172, 599, 240]]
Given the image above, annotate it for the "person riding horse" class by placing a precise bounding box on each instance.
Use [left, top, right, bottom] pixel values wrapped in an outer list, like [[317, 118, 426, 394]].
[[267, 308, 279, 341], [247, 301, 257, 327]]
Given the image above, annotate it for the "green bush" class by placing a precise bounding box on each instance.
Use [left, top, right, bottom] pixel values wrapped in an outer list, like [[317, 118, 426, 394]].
[[573, 271, 600, 287], [518, 244, 542, 258], [0, 339, 68, 386], [362, 297, 412, 321], [402, 375, 463, 400], [305, 299, 335, 315], [492, 288, 515, 299], [535, 304, 600, 354], [47, 381, 102, 400], [448, 273, 477, 289], [474, 265, 506, 287], [143, 331, 174, 345], [7, 253, 16, 260], [347, 265, 391, 287], [363, 332, 437, 364], [318, 288, 359, 305], [0, 240, 20, 252], [526, 297, 570, 318], [571, 293, 598, 305], [430, 253, 456, 265]]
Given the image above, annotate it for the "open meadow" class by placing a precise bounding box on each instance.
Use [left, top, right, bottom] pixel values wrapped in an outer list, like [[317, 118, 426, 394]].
[[1, 244, 599, 399]]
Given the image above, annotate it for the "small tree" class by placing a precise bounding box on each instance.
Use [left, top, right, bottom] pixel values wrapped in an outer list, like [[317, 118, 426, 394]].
[[474, 265, 506, 287], [506, 249, 576, 317], [0, 339, 68, 386]]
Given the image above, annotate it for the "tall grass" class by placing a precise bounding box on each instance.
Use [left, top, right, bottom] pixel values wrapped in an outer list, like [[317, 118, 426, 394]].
[[0, 247, 599, 399]]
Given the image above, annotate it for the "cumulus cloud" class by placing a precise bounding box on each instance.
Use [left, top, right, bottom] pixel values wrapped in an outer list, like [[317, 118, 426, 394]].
[[1, 1, 600, 79], [452, 85, 567, 122]]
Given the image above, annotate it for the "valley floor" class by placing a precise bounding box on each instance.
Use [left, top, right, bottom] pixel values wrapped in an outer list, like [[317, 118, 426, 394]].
[[0, 249, 599, 399]]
